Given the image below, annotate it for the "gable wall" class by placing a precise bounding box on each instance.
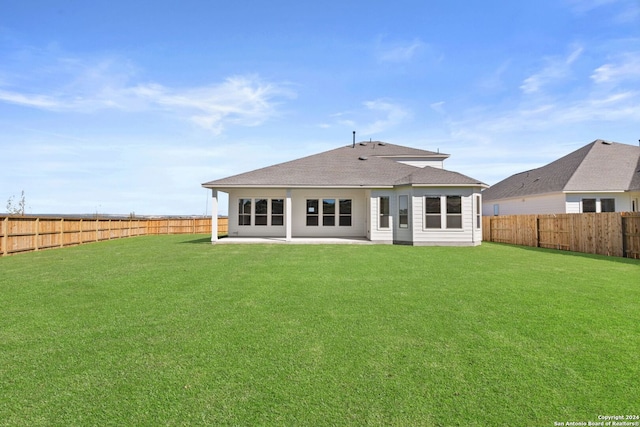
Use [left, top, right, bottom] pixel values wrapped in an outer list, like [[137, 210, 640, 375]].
[[482, 192, 566, 216], [483, 191, 639, 215], [565, 192, 635, 213], [395, 159, 444, 169]]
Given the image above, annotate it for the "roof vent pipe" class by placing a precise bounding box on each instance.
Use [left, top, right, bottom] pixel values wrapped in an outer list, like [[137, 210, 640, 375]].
[[352, 131, 356, 148]]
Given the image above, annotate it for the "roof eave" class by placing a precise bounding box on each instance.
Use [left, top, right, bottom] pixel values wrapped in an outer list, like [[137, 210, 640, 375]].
[[407, 183, 489, 188], [562, 190, 626, 194], [202, 184, 396, 189], [379, 154, 451, 159]]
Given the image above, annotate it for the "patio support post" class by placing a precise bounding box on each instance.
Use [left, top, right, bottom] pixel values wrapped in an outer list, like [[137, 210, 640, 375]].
[[286, 189, 292, 242], [211, 190, 219, 243]]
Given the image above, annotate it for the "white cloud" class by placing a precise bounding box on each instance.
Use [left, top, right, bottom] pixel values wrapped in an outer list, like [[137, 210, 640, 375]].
[[432, 65, 640, 185], [0, 90, 59, 109], [520, 45, 584, 94], [458, 90, 640, 137], [375, 38, 426, 63], [591, 52, 640, 84], [430, 101, 446, 114], [566, 0, 640, 23], [331, 99, 411, 136], [361, 99, 411, 135], [566, 0, 618, 13], [0, 56, 295, 134], [613, 3, 640, 22], [130, 76, 295, 134]]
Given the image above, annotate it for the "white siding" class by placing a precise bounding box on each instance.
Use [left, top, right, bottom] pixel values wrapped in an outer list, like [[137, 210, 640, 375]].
[[411, 187, 482, 246], [369, 190, 395, 244], [290, 189, 366, 237], [227, 186, 483, 245], [227, 189, 288, 237], [482, 192, 566, 216], [565, 192, 632, 213], [484, 191, 638, 215], [368, 188, 419, 244], [396, 159, 444, 169], [227, 188, 366, 238]]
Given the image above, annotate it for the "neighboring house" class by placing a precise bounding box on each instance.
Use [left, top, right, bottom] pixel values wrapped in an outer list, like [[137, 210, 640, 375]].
[[202, 141, 487, 245], [482, 139, 640, 216]]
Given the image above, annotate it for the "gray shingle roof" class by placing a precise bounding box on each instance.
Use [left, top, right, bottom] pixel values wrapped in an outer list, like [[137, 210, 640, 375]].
[[202, 141, 487, 188], [482, 140, 640, 201]]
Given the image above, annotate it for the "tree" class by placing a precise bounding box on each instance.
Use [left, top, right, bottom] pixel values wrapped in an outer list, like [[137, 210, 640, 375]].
[[6, 190, 26, 216]]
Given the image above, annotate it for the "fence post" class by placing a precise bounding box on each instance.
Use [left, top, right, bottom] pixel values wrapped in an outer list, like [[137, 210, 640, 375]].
[[34, 217, 40, 251], [621, 213, 627, 258], [2, 217, 7, 256], [536, 216, 541, 248], [79, 219, 83, 244], [60, 218, 64, 248]]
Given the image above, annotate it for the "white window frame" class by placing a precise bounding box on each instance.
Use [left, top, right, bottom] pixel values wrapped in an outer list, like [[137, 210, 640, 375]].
[[379, 196, 390, 229], [424, 195, 465, 231], [398, 195, 409, 229], [239, 197, 285, 227], [238, 198, 252, 226], [306, 198, 352, 227]]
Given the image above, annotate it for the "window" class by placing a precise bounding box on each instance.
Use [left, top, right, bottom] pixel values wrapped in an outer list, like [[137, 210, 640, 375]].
[[238, 198, 285, 226], [582, 198, 596, 213], [238, 199, 251, 226], [255, 199, 268, 225], [339, 199, 352, 226], [306, 198, 351, 226], [323, 199, 336, 226], [425, 196, 463, 229], [493, 204, 499, 216], [399, 195, 409, 229], [425, 196, 441, 229], [307, 199, 319, 226], [271, 199, 284, 226], [601, 198, 615, 212], [446, 196, 462, 229], [476, 195, 482, 228], [379, 196, 390, 229]]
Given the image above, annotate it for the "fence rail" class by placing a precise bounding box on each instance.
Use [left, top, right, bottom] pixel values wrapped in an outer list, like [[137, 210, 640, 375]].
[[482, 212, 640, 259], [0, 216, 227, 256]]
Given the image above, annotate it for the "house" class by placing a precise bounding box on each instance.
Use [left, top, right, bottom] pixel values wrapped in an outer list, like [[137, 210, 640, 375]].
[[202, 141, 487, 245], [482, 139, 640, 216]]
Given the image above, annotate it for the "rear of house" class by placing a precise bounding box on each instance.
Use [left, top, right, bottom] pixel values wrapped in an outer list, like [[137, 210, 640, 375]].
[[203, 141, 487, 245]]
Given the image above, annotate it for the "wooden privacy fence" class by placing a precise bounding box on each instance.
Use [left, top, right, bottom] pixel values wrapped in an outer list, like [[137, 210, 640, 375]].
[[482, 212, 640, 259], [0, 216, 228, 256]]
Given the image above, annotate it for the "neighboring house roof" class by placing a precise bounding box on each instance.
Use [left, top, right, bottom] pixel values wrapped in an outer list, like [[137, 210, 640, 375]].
[[202, 141, 487, 188], [482, 139, 640, 201]]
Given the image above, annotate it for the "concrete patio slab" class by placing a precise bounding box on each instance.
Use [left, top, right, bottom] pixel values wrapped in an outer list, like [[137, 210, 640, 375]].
[[213, 237, 376, 245]]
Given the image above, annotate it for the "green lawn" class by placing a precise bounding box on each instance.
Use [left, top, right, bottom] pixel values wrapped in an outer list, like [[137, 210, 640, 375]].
[[0, 236, 638, 426]]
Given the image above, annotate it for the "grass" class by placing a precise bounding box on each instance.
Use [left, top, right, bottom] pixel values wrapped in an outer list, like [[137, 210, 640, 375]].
[[0, 235, 638, 426]]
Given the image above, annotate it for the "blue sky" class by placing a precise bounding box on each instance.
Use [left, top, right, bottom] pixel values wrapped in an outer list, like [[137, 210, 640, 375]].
[[1, 0, 639, 215]]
